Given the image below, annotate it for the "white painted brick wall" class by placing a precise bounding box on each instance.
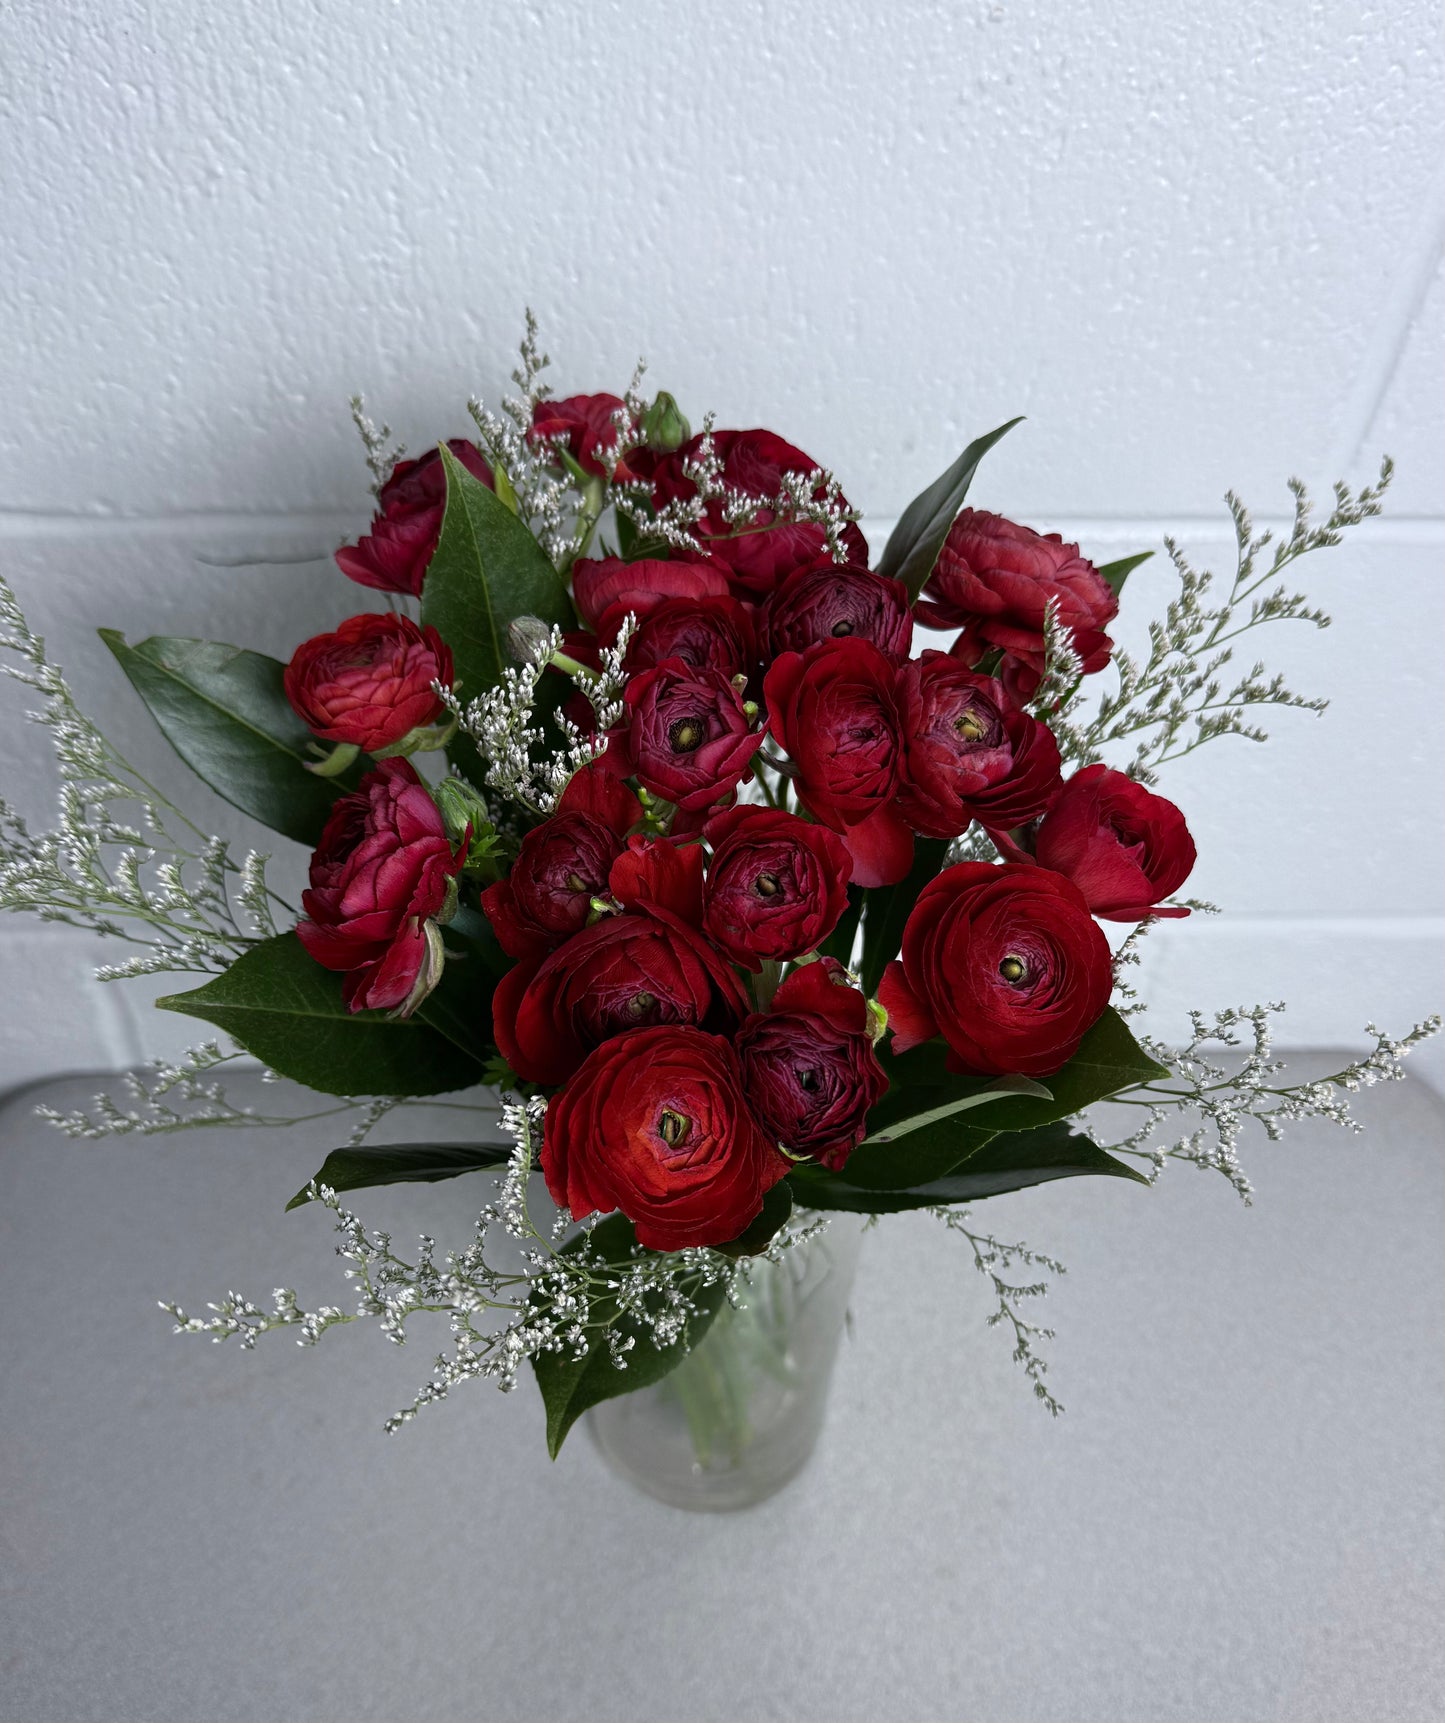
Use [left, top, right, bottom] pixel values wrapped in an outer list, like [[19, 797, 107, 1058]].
[[1, 0, 1441, 1089]]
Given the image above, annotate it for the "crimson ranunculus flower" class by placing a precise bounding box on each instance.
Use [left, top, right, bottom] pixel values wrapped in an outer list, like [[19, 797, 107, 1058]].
[[761, 560, 913, 661], [335, 440, 493, 597], [895, 652, 1062, 839], [528, 392, 627, 478], [737, 959, 887, 1171], [917, 509, 1118, 696], [607, 660, 764, 812], [648, 429, 869, 598], [297, 759, 467, 1015], [542, 1027, 788, 1251], [878, 862, 1112, 1076], [479, 765, 641, 961], [1019, 764, 1196, 921], [571, 555, 731, 633], [701, 804, 851, 969], [283, 613, 453, 754], [608, 832, 706, 925], [491, 906, 750, 1086], [611, 594, 758, 681], [762, 639, 912, 889]]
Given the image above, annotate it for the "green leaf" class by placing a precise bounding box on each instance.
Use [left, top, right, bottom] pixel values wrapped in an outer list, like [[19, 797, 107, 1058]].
[[859, 836, 949, 998], [100, 631, 365, 845], [875, 419, 1024, 597], [531, 1215, 730, 1458], [787, 1122, 1147, 1214], [420, 444, 575, 702], [716, 1181, 793, 1258], [861, 1074, 1052, 1145], [1096, 550, 1154, 600], [819, 886, 863, 966], [613, 507, 671, 563], [156, 933, 487, 1098], [286, 1141, 513, 1210], [956, 1007, 1168, 1133]]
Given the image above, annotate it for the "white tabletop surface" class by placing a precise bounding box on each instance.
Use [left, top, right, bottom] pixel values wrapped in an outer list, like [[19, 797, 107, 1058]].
[[1, 1060, 1441, 1723]]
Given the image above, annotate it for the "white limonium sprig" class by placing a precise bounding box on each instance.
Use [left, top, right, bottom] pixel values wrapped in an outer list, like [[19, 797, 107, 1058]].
[[348, 395, 406, 495]]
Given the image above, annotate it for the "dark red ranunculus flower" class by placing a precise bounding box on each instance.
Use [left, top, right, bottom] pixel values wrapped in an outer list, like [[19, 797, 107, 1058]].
[[701, 804, 852, 969], [761, 560, 913, 661], [542, 1027, 788, 1251], [491, 905, 750, 1086], [607, 659, 764, 812], [607, 594, 758, 681], [608, 832, 706, 925], [297, 759, 467, 1014], [479, 765, 641, 961], [1004, 764, 1197, 921], [737, 959, 887, 1171], [283, 613, 453, 755], [571, 555, 731, 633], [895, 651, 1062, 839], [917, 509, 1118, 695], [878, 862, 1112, 1076], [762, 639, 912, 888], [335, 440, 493, 598], [528, 392, 628, 479], [647, 429, 869, 598]]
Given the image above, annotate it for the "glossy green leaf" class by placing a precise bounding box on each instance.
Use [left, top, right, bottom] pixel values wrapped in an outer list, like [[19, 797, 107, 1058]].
[[286, 1141, 513, 1210], [1096, 550, 1153, 599], [956, 1007, 1168, 1133], [859, 835, 949, 998], [156, 933, 488, 1098], [875, 419, 1024, 597], [100, 631, 364, 845], [420, 445, 575, 703], [860, 1073, 1051, 1145], [716, 1181, 794, 1259], [531, 1215, 730, 1458]]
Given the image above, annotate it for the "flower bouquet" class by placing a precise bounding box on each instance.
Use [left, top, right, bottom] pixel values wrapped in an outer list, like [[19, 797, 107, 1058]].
[[2, 319, 1435, 1506]]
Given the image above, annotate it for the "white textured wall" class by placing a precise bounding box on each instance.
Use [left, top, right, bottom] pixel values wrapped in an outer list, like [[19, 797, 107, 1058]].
[[1, 0, 1441, 1087]]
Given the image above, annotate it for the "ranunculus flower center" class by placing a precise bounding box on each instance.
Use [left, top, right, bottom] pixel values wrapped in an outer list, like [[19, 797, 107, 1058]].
[[656, 1107, 689, 1147], [999, 954, 1027, 984], [668, 716, 706, 753]]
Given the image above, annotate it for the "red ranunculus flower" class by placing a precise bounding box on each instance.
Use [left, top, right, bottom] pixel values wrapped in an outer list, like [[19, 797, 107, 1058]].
[[737, 959, 887, 1170], [878, 862, 1112, 1076], [761, 560, 913, 661], [542, 1027, 788, 1251], [701, 804, 851, 969], [648, 429, 869, 598], [917, 509, 1118, 696], [491, 906, 750, 1086], [1010, 764, 1197, 921], [528, 392, 627, 478], [334, 440, 493, 598], [895, 652, 1062, 839], [297, 759, 467, 1014], [283, 613, 453, 754], [571, 555, 731, 633], [608, 832, 706, 925], [611, 594, 758, 681], [479, 765, 641, 961], [607, 660, 764, 812], [762, 639, 912, 889]]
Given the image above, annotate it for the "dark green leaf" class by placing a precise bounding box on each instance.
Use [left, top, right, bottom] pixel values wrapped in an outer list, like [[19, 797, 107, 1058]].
[[1096, 550, 1154, 600], [715, 1181, 793, 1258], [956, 1007, 1168, 1133], [613, 507, 671, 563], [156, 933, 487, 1098], [286, 1141, 513, 1210], [420, 445, 575, 703], [100, 631, 364, 845], [859, 836, 949, 997], [823, 1117, 998, 1192], [531, 1214, 730, 1458], [875, 419, 1024, 597], [818, 886, 863, 965]]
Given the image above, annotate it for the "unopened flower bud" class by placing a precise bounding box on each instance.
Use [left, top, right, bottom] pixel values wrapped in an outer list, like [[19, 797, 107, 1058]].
[[642, 391, 690, 452], [507, 615, 555, 664], [433, 777, 490, 850]]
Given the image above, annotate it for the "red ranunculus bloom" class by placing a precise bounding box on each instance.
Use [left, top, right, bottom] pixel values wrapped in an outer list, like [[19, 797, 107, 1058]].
[[762, 639, 912, 889], [570, 555, 731, 634], [648, 429, 869, 598], [878, 862, 1112, 1076], [611, 594, 758, 681], [334, 440, 493, 598], [297, 759, 467, 1014], [528, 392, 627, 478], [701, 804, 851, 969], [737, 959, 887, 1170], [895, 652, 1062, 839], [542, 1027, 788, 1251], [283, 613, 453, 755], [607, 660, 764, 812], [608, 832, 706, 925], [490, 906, 750, 1086], [762, 560, 913, 661], [917, 509, 1118, 696], [1017, 764, 1196, 921], [479, 765, 641, 961]]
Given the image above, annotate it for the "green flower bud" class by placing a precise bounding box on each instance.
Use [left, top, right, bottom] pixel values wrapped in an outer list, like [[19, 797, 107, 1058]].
[[642, 391, 691, 453], [433, 777, 490, 850]]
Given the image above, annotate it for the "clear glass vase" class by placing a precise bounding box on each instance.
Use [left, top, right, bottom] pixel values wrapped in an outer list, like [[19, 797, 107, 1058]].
[[586, 1219, 862, 1511]]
